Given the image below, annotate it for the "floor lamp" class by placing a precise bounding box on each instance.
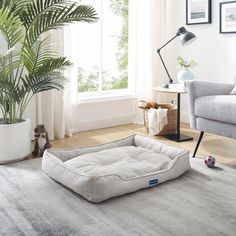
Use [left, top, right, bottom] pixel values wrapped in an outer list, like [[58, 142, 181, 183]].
[[157, 27, 197, 88]]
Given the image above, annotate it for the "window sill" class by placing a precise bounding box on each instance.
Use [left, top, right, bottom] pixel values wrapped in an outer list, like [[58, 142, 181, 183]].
[[78, 93, 135, 104]]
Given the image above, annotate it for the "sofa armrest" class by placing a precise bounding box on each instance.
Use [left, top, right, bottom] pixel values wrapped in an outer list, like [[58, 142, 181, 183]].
[[185, 80, 234, 129], [185, 80, 234, 98]]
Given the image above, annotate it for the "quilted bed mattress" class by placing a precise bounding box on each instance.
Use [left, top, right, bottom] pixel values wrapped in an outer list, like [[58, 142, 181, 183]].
[[42, 135, 190, 203]]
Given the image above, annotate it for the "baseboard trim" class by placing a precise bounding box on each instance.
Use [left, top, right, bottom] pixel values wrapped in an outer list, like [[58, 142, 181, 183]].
[[73, 115, 134, 133]]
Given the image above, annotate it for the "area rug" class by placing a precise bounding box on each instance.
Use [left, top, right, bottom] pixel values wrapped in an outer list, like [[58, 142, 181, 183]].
[[0, 158, 236, 236]]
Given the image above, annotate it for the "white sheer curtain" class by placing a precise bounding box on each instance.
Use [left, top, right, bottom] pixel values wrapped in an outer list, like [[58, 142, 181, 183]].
[[26, 30, 73, 140], [129, 0, 168, 123]]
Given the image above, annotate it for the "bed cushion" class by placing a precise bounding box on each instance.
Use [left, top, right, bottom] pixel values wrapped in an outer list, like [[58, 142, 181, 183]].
[[64, 146, 171, 179], [42, 135, 190, 203]]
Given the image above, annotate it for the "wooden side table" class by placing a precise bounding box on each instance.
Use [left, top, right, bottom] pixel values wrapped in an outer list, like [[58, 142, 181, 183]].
[[153, 86, 193, 142]]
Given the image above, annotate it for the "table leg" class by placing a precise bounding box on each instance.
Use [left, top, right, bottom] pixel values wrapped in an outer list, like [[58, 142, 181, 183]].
[[177, 93, 180, 139], [164, 93, 193, 142]]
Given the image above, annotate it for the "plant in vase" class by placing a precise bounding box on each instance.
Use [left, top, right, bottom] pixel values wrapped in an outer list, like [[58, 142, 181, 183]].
[[0, 0, 98, 164], [177, 56, 196, 84]]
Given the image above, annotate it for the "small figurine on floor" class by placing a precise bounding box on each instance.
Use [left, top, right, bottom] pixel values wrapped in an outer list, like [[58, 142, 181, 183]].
[[32, 124, 52, 157], [204, 155, 216, 168]]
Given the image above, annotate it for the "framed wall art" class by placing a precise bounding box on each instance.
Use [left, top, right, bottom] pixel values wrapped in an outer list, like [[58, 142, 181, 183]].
[[220, 1, 236, 33], [186, 0, 212, 25]]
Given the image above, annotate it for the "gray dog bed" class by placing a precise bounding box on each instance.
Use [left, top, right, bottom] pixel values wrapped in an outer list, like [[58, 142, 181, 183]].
[[42, 135, 190, 202]]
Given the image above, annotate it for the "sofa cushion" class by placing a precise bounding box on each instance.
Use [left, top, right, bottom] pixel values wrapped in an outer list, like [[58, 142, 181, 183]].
[[195, 95, 236, 125]]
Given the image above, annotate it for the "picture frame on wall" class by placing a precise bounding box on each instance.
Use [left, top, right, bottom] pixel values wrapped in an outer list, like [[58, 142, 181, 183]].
[[186, 0, 212, 25], [220, 1, 236, 33]]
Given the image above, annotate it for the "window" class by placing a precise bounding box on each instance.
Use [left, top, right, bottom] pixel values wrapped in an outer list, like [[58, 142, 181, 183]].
[[71, 0, 129, 96]]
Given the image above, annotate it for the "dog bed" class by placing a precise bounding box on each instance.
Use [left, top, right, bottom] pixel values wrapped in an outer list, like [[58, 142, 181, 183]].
[[42, 135, 190, 203]]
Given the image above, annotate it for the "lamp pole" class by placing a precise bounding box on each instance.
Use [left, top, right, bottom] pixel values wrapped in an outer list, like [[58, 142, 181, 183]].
[[157, 34, 179, 87]]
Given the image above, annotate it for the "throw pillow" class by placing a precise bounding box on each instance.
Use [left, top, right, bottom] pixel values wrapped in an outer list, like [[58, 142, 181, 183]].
[[230, 86, 236, 95]]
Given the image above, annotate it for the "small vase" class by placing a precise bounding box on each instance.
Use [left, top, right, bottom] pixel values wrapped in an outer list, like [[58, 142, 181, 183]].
[[177, 67, 194, 84]]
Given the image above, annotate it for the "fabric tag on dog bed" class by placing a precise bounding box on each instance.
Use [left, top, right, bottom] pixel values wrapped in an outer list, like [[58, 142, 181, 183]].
[[149, 179, 159, 186]]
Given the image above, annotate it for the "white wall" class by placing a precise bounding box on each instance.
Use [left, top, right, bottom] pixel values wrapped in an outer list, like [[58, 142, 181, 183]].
[[164, 0, 236, 123], [72, 97, 135, 132]]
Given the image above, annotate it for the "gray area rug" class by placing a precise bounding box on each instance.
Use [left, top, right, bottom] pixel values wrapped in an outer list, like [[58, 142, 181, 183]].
[[0, 158, 236, 236]]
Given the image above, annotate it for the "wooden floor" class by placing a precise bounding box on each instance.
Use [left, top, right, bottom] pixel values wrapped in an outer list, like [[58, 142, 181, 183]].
[[50, 123, 236, 168]]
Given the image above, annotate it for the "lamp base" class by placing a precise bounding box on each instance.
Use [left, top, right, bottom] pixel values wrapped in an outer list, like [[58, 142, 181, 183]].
[[161, 83, 169, 88]]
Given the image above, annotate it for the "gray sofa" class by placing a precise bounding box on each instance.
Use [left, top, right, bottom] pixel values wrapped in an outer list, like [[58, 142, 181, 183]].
[[185, 80, 235, 157]]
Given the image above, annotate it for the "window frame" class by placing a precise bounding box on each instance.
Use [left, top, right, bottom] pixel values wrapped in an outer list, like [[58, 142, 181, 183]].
[[64, 0, 132, 100]]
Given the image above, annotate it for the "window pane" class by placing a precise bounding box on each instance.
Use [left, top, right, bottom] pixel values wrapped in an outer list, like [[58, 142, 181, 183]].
[[102, 0, 129, 90], [77, 0, 101, 93], [76, 0, 129, 93]]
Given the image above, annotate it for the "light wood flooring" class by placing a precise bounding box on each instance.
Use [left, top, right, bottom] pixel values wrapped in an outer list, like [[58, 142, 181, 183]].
[[49, 123, 236, 168]]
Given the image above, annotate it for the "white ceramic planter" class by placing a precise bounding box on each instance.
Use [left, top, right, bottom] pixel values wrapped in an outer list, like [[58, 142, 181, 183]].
[[0, 119, 31, 164]]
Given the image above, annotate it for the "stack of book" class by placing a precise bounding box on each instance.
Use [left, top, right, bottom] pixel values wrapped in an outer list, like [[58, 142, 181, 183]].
[[168, 83, 186, 91]]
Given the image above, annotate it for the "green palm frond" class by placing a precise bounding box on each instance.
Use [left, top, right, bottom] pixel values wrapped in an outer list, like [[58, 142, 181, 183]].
[[0, 7, 24, 48], [0, 80, 13, 96], [0, 0, 31, 9], [12, 84, 27, 104], [0, 52, 22, 110], [22, 71, 67, 94], [32, 71, 67, 93], [0, 51, 21, 82], [23, 37, 56, 73], [34, 57, 72, 76], [20, 0, 66, 29], [27, 4, 98, 46]]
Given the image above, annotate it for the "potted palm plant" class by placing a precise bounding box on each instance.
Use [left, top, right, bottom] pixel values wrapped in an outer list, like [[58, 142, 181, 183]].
[[0, 0, 98, 163]]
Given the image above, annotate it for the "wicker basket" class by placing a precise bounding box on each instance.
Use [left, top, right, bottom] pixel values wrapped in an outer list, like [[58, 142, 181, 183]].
[[141, 103, 177, 136]]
